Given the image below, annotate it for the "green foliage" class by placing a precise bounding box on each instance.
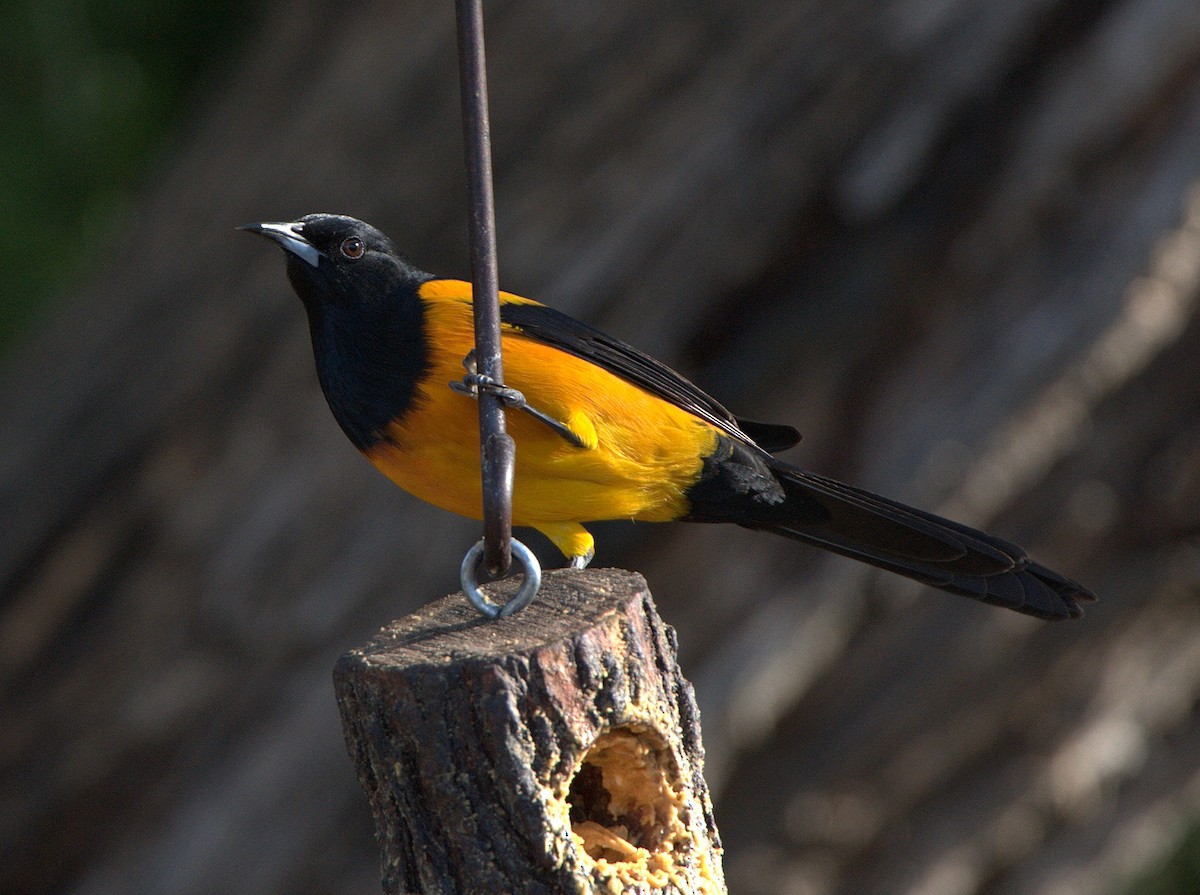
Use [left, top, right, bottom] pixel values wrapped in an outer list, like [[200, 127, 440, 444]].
[[0, 0, 257, 350], [1125, 818, 1200, 895]]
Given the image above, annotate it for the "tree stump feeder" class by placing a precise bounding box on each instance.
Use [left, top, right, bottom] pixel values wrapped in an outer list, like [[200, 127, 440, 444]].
[[333, 568, 727, 895]]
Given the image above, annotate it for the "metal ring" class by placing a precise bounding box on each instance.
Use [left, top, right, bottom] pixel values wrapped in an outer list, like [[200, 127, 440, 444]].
[[460, 538, 542, 619]]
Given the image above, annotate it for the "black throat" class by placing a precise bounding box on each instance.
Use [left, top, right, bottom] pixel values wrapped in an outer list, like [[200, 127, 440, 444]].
[[301, 273, 431, 450]]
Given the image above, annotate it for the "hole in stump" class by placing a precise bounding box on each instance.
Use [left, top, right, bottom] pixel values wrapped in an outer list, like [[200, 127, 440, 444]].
[[566, 726, 681, 863]]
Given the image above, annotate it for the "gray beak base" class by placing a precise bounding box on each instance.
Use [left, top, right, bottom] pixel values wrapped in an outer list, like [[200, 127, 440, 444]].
[[239, 221, 321, 268]]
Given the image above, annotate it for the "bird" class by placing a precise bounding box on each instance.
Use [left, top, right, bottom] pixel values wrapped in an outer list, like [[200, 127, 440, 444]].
[[241, 213, 1095, 620]]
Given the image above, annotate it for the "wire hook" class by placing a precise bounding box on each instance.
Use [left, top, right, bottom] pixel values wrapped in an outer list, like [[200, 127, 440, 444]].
[[454, 0, 541, 615], [460, 538, 542, 618]]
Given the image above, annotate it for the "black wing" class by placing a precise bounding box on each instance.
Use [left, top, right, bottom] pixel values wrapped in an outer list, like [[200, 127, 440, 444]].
[[500, 301, 799, 450], [736, 419, 802, 452]]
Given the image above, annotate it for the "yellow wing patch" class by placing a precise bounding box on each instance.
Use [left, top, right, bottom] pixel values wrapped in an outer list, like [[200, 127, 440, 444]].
[[418, 277, 540, 307], [565, 409, 598, 450]]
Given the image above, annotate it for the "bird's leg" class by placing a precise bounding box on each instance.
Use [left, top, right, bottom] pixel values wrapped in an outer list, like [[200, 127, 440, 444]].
[[536, 522, 595, 569], [450, 350, 588, 448]]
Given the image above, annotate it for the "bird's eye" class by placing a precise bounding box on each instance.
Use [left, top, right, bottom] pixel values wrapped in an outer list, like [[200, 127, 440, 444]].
[[340, 237, 365, 260]]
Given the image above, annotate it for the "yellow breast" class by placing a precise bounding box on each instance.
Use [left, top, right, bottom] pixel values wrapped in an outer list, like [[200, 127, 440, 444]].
[[361, 284, 718, 529]]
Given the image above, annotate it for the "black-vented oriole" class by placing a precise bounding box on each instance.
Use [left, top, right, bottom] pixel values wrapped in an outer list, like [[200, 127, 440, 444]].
[[242, 213, 1095, 620]]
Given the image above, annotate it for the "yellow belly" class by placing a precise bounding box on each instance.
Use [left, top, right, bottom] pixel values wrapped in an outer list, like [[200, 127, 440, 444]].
[[362, 288, 717, 537]]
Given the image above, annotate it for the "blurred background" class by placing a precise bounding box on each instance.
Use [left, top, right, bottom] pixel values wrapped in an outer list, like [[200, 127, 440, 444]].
[[3, 1, 1200, 893]]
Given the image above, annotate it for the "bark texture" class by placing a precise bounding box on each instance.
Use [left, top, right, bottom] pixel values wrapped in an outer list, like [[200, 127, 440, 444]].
[[3, 2, 1200, 894], [333, 568, 724, 895]]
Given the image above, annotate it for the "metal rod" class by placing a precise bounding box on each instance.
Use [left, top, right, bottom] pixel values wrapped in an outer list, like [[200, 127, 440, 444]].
[[455, 0, 514, 576]]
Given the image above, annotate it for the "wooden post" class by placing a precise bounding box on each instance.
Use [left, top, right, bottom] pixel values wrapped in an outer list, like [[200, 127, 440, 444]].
[[333, 568, 726, 895]]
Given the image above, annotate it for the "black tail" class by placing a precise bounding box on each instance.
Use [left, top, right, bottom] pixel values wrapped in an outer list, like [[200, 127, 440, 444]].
[[684, 437, 1095, 619], [753, 462, 1095, 619]]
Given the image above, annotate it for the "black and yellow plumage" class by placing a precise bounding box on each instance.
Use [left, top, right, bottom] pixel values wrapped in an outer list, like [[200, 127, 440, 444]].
[[242, 213, 1095, 620]]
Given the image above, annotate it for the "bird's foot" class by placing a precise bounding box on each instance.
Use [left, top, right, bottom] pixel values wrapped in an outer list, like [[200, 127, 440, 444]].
[[537, 523, 595, 568]]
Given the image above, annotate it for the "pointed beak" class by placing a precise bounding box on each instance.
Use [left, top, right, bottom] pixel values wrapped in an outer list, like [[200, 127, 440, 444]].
[[239, 220, 321, 268]]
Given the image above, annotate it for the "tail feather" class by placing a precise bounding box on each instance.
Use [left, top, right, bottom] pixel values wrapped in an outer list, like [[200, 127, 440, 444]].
[[756, 464, 1096, 620]]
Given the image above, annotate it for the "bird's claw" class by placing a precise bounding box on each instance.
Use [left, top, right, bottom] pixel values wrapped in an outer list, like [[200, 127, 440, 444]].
[[568, 550, 594, 570]]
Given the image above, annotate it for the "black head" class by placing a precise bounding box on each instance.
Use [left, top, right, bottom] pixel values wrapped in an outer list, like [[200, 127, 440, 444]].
[[240, 213, 432, 447], [239, 213, 427, 315]]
